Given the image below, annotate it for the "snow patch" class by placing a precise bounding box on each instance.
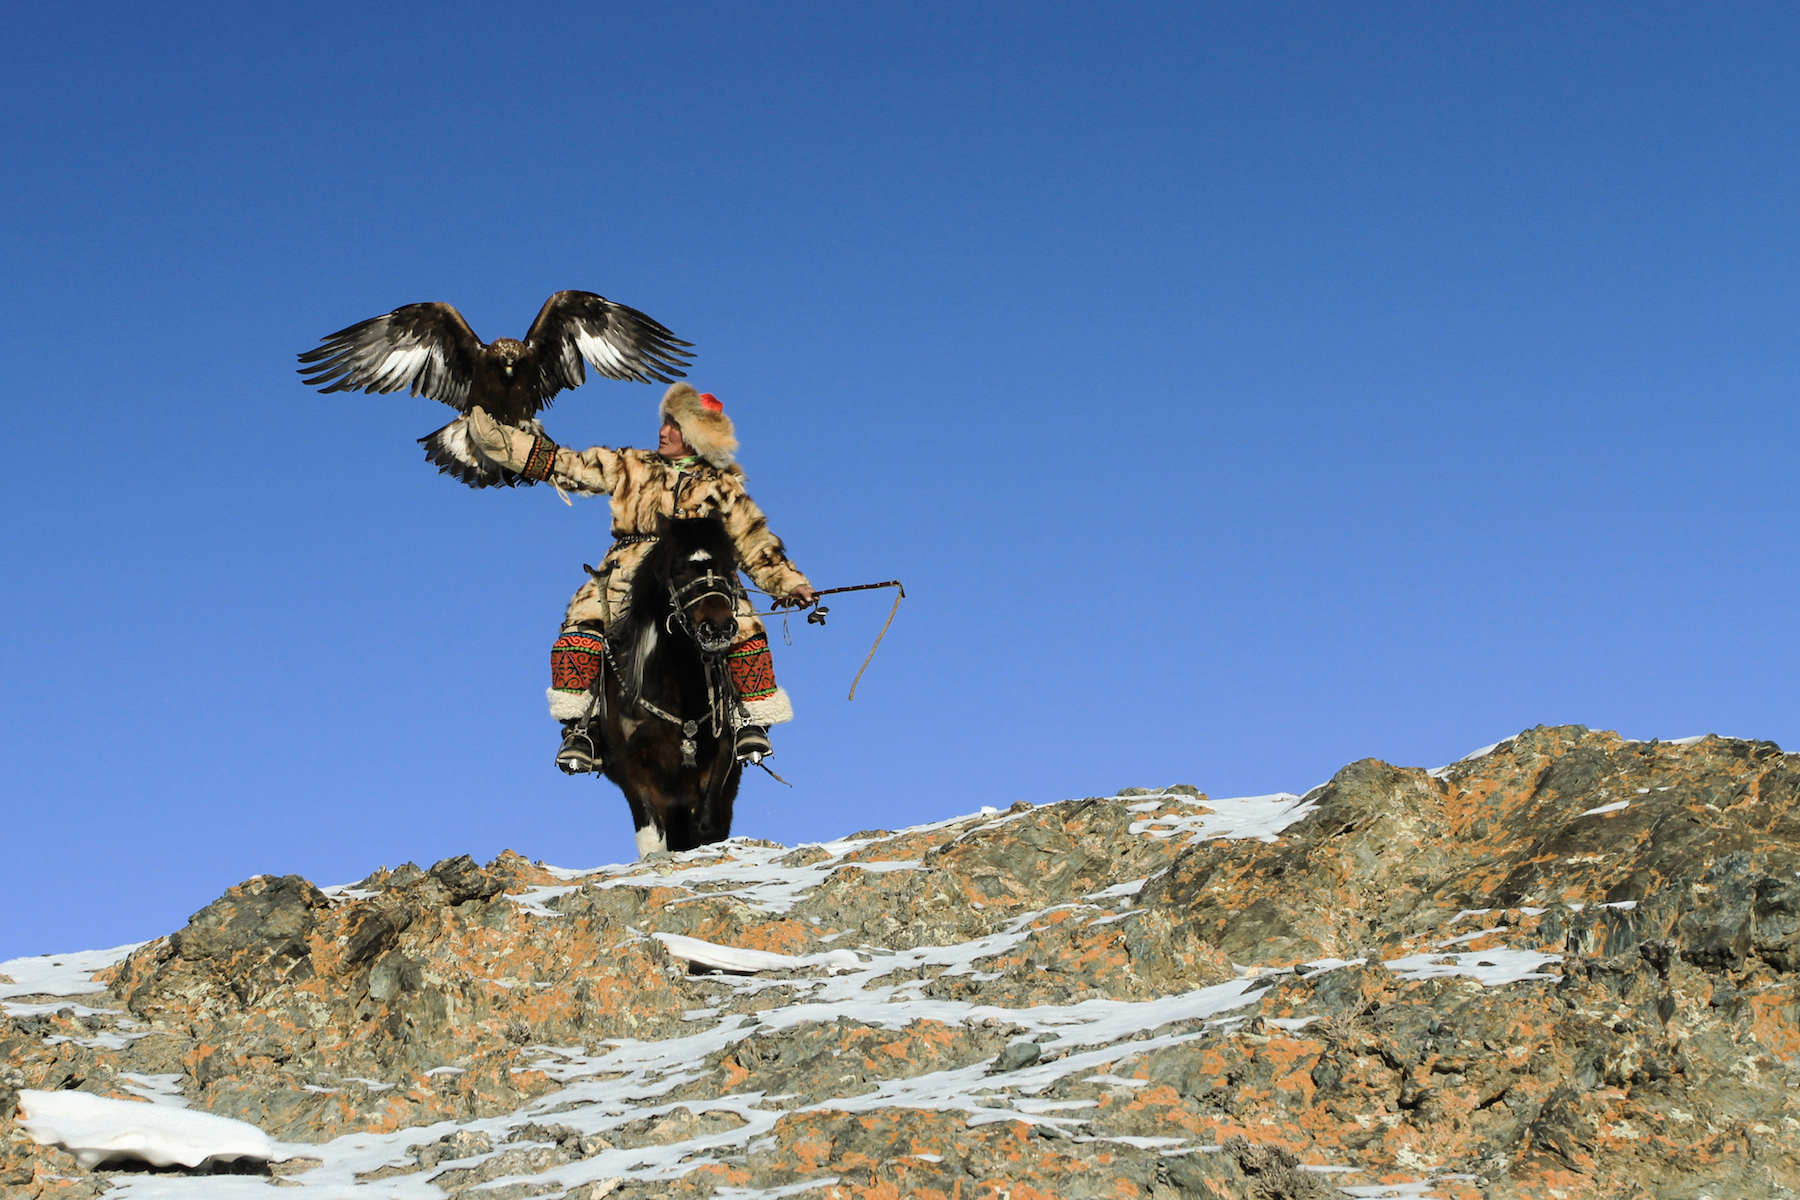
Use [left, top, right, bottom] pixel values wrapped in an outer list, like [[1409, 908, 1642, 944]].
[[1129, 791, 1317, 845], [1339, 1183, 1447, 1199], [116, 1073, 188, 1108], [1435, 927, 1507, 948], [1384, 947, 1562, 987], [714, 1180, 841, 1199], [551, 841, 927, 917], [1266, 1015, 1323, 1031], [0, 944, 141, 1002], [12, 791, 1582, 1196], [1427, 739, 1508, 777], [655, 933, 862, 975], [506, 884, 580, 917], [15, 1089, 278, 1170]]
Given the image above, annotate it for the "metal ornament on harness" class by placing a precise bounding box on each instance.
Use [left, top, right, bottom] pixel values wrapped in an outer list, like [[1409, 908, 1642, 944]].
[[593, 553, 751, 770]]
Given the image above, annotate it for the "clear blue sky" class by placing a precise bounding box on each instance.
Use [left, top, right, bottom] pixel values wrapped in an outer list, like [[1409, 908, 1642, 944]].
[[3, 3, 1795, 960]]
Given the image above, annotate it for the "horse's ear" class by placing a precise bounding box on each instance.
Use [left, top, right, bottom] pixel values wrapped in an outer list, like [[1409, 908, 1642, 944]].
[[653, 512, 673, 535]]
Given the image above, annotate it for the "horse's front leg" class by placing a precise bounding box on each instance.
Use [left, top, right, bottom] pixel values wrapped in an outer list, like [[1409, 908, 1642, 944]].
[[634, 819, 668, 857], [617, 765, 667, 856], [625, 764, 673, 856], [689, 740, 742, 848], [635, 740, 704, 854], [608, 708, 671, 857]]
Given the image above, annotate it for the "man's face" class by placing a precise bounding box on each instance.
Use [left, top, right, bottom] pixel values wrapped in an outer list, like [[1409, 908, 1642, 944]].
[[658, 419, 691, 457]]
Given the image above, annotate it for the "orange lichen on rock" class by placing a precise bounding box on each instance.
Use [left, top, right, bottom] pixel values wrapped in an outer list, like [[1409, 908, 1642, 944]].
[[3, 726, 1798, 1198]]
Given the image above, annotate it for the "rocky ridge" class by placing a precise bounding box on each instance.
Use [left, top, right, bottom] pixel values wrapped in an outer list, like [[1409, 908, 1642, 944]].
[[2, 725, 1797, 1199]]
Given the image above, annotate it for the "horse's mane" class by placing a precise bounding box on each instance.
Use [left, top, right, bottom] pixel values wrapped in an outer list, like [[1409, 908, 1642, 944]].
[[603, 519, 740, 697]]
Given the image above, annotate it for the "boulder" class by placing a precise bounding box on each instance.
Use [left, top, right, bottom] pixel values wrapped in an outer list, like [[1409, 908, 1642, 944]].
[[4, 726, 1796, 1197]]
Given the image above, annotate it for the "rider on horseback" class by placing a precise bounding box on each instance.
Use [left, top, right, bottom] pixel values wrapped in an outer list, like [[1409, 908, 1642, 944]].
[[466, 384, 816, 773]]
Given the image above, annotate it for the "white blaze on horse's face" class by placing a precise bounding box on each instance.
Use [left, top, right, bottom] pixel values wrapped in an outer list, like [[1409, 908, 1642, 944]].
[[688, 549, 712, 563], [635, 824, 667, 857]]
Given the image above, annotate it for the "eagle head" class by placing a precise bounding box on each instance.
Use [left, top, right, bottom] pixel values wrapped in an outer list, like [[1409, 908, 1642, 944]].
[[490, 337, 527, 378]]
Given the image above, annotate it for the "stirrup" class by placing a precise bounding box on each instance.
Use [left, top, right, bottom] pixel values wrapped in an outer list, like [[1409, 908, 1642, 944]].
[[734, 724, 772, 764], [556, 725, 602, 775]]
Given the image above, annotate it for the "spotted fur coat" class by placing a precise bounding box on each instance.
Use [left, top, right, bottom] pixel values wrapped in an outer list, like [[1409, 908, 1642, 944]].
[[548, 445, 810, 643]]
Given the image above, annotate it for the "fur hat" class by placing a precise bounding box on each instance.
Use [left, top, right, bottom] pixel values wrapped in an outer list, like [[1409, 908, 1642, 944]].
[[659, 383, 738, 468]]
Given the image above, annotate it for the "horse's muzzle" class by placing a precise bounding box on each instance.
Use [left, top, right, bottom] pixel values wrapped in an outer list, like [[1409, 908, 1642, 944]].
[[695, 618, 739, 653]]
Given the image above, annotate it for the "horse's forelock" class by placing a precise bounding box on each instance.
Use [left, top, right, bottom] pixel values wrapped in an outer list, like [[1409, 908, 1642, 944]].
[[628, 518, 738, 617]]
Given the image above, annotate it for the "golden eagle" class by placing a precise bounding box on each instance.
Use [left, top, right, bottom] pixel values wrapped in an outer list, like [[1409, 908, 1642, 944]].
[[297, 290, 694, 488]]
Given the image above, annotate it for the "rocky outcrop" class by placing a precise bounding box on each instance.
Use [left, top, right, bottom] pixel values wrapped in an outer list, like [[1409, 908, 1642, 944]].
[[2, 726, 1797, 1198]]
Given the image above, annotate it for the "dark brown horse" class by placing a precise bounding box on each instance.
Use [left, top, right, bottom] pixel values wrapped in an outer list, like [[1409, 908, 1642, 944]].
[[581, 517, 747, 854]]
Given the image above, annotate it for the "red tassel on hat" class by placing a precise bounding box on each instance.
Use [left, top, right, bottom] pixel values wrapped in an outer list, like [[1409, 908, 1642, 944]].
[[699, 393, 724, 412]]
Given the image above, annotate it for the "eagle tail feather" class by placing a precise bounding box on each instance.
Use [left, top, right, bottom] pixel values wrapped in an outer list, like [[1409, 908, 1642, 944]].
[[419, 418, 527, 490]]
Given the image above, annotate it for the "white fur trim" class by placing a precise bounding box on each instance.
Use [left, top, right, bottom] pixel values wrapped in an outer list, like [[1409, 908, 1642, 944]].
[[736, 686, 794, 728], [635, 825, 667, 857], [547, 688, 596, 722]]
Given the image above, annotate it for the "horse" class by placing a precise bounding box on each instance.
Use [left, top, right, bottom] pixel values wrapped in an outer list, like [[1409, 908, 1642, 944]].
[[577, 516, 748, 855]]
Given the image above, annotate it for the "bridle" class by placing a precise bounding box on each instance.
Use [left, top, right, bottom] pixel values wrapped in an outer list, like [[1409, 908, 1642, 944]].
[[666, 568, 747, 645], [596, 552, 751, 768]]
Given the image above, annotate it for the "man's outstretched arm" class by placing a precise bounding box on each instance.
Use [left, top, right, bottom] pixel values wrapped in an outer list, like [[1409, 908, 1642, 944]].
[[466, 406, 623, 496]]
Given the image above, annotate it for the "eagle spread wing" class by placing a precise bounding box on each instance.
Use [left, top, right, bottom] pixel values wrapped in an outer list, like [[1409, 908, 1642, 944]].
[[298, 291, 696, 490], [296, 303, 484, 411], [527, 290, 695, 401]]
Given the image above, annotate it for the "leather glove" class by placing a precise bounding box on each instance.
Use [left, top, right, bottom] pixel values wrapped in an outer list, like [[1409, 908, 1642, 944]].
[[467, 407, 558, 480], [466, 406, 527, 464]]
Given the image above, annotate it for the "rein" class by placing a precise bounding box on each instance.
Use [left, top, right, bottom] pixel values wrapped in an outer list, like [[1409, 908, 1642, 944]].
[[754, 580, 907, 701], [584, 525, 905, 760], [749, 579, 908, 615], [598, 556, 748, 767]]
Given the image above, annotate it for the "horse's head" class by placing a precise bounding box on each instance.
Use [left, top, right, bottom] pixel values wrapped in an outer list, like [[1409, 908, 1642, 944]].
[[639, 517, 743, 654]]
